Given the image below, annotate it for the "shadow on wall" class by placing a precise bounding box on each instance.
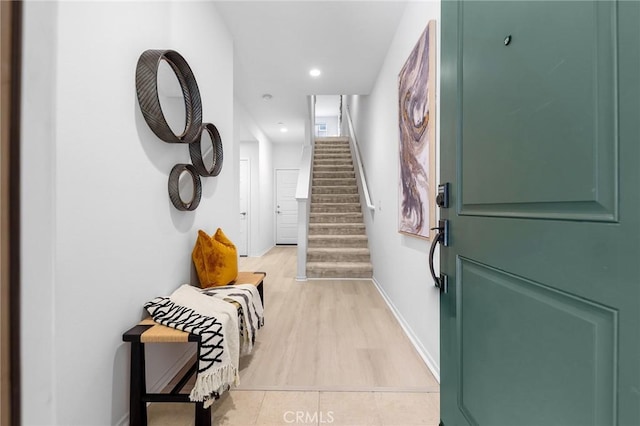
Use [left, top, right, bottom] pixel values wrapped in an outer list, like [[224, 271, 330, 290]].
[[169, 197, 196, 231], [134, 98, 196, 230], [134, 87, 224, 232], [134, 68, 224, 233], [399, 231, 429, 253], [134, 96, 187, 174]]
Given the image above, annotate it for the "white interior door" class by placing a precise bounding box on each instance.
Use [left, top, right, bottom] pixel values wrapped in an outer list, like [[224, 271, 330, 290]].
[[238, 159, 249, 256], [275, 169, 298, 245]]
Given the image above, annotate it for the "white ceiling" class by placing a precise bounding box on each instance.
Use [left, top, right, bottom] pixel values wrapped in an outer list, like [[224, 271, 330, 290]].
[[214, 1, 408, 144]]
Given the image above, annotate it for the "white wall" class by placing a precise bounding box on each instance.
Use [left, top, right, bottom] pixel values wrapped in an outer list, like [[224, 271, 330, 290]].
[[315, 115, 340, 137], [345, 1, 441, 379], [20, 2, 59, 423], [273, 144, 303, 170], [237, 103, 275, 257], [21, 1, 236, 424]]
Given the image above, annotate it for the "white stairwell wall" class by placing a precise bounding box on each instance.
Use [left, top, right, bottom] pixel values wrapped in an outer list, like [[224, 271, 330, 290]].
[[295, 95, 315, 280], [344, 1, 442, 379]]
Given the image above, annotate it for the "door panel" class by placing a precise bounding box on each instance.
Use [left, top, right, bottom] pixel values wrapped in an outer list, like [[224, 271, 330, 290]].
[[441, 1, 639, 425], [459, 1, 617, 222], [276, 169, 298, 244], [458, 257, 616, 426]]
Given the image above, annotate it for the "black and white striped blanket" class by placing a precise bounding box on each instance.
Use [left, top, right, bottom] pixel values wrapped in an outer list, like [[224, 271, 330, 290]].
[[145, 284, 240, 407], [201, 284, 264, 355], [144, 283, 264, 407]]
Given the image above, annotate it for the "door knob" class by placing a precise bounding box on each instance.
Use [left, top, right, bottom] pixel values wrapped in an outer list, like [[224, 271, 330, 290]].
[[428, 219, 449, 293]]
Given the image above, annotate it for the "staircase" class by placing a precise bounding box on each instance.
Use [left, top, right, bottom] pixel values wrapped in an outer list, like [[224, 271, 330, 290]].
[[307, 137, 373, 279]]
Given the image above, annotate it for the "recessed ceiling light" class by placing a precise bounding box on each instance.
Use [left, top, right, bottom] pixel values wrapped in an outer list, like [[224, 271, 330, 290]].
[[280, 127, 288, 133], [262, 93, 273, 101], [309, 68, 321, 77]]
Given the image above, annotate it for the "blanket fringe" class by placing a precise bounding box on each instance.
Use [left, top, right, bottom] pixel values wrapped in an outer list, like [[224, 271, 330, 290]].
[[189, 364, 240, 408]]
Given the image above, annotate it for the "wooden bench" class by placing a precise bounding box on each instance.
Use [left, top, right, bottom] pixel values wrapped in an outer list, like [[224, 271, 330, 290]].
[[122, 272, 266, 426]]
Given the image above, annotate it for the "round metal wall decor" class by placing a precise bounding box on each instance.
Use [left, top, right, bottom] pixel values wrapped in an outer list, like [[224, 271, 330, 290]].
[[136, 49, 225, 211], [168, 164, 202, 211], [189, 123, 224, 177], [135, 49, 203, 144]]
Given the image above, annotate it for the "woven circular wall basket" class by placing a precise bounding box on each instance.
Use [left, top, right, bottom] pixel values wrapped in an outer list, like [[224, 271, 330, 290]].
[[136, 49, 224, 211], [189, 123, 224, 177], [168, 164, 202, 211], [135, 49, 203, 144]]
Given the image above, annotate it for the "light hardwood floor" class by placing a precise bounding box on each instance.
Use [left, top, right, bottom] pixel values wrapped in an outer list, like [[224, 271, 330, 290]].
[[235, 246, 438, 391], [150, 246, 440, 425]]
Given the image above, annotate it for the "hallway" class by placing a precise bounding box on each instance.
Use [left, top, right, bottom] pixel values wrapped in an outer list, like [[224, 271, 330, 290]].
[[149, 246, 440, 425]]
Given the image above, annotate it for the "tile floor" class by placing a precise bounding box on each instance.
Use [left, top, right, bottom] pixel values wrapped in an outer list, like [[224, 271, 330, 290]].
[[148, 390, 440, 426]]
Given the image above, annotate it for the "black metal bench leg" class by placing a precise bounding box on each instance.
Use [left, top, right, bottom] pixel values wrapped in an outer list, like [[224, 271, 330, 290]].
[[257, 281, 264, 305], [130, 341, 148, 426], [195, 402, 211, 426]]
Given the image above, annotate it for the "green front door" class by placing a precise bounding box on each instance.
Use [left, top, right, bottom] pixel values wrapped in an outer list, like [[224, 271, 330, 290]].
[[440, 1, 639, 425]]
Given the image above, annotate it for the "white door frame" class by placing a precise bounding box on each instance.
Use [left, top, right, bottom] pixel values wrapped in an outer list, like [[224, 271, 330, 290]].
[[239, 158, 250, 256]]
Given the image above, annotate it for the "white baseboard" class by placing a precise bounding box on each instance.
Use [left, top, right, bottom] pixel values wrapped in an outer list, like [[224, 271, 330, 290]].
[[250, 245, 275, 258], [117, 413, 129, 426], [116, 345, 196, 426], [372, 277, 440, 383]]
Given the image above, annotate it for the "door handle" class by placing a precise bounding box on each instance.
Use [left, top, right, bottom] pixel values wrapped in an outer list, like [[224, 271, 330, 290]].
[[240, 212, 246, 216], [429, 219, 449, 293], [276, 211, 281, 214]]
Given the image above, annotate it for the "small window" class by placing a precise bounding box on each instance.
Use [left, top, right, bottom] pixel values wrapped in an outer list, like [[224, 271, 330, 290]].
[[315, 122, 327, 137]]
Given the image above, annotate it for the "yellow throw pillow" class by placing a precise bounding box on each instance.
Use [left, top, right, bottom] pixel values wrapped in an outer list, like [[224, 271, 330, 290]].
[[192, 228, 238, 287]]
